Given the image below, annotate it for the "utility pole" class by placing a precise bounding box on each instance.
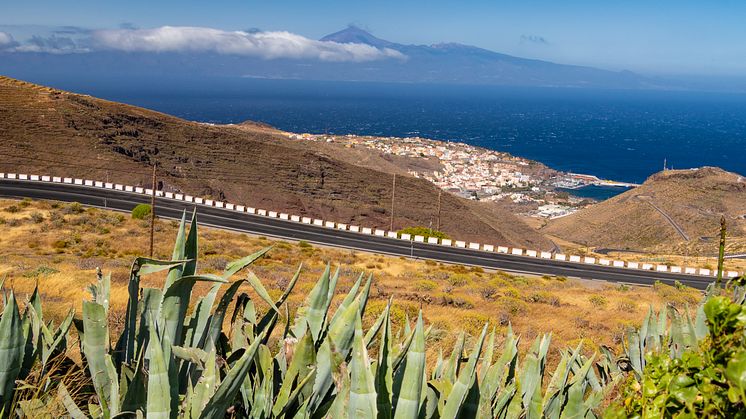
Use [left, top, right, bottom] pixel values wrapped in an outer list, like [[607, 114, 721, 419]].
[[390, 173, 396, 231], [716, 215, 726, 286], [663, 158, 667, 172], [149, 162, 157, 258], [436, 190, 442, 231]]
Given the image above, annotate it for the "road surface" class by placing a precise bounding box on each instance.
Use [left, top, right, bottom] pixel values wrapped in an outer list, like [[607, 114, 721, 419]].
[[0, 179, 715, 290]]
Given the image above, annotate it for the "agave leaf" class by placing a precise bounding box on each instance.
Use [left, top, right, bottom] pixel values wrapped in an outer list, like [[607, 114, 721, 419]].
[[172, 345, 208, 366], [82, 300, 115, 416], [329, 272, 364, 327], [119, 257, 187, 364], [146, 322, 172, 419], [190, 350, 217, 418], [443, 332, 465, 384], [58, 382, 88, 419], [183, 210, 199, 277], [559, 354, 596, 419], [327, 296, 361, 356], [223, 246, 273, 279], [0, 291, 24, 408], [41, 308, 74, 367], [159, 274, 227, 347], [273, 330, 317, 416], [365, 298, 392, 348], [292, 264, 332, 342], [121, 353, 147, 413], [105, 355, 121, 416], [441, 324, 488, 419], [375, 302, 393, 419], [392, 311, 426, 419], [349, 315, 378, 418], [492, 383, 517, 419], [275, 367, 317, 417], [245, 270, 280, 314], [204, 280, 246, 353], [199, 329, 267, 418], [165, 211, 188, 290], [327, 371, 351, 419], [479, 327, 496, 381]]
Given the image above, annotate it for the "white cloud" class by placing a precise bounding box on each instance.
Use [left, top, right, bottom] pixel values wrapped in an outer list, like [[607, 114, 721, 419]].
[[0, 31, 18, 49], [92, 26, 405, 62]]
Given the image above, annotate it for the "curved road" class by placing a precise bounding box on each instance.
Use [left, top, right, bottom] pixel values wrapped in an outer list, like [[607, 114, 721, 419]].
[[0, 179, 714, 290]]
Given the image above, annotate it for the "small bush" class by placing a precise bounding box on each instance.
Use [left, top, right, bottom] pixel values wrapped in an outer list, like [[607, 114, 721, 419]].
[[52, 240, 68, 250], [19, 198, 32, 208], [63, 202, 84, 214], [414, 280, 438, 292], [446, 273, 471, 287], [616, 299, 638, 312], [298, 240, 313, 249], [131, 204, 152, 220], [30, 212, 44, 223], [397, 226, 450, 240], [499, 296, 528, 315], [588, 295, 608, 308], [23, 265, 60, 278], [526, 291, 560, 307], [5, 205, 20, 213]]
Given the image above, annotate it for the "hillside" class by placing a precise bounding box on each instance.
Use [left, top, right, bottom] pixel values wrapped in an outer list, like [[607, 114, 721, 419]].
[[0, 75, 552, 248], [545, 167, 746, 254]]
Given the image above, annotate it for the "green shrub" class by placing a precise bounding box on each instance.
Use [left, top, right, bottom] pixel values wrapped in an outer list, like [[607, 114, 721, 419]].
[[397, 226, 450, 240], [131, 203, 152, 220], [607, 294, 746, 418], [30, 212, 44, 223], [588, 294, 608, 308], [414, 280, 438, 292], [62, 201, 84, 214], [446, 273, 471, 287], [298, 240, 313, 249], [5, 205, 19, 213]]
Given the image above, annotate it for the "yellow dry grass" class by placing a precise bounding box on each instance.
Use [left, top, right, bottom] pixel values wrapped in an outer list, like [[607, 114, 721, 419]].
[[0, 198, 703, 361]]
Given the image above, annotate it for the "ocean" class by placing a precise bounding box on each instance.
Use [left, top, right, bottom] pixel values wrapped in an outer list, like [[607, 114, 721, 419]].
[[40, 76, 746, 186]]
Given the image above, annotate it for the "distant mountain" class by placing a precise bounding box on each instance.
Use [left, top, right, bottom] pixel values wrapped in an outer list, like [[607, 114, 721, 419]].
[[0, 26, 665, 89], [320, 27, 656, 88], [321, 26, 400, 49]]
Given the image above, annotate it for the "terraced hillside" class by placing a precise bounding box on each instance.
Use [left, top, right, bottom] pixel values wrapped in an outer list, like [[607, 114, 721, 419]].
[[0, 75, 552, 248]]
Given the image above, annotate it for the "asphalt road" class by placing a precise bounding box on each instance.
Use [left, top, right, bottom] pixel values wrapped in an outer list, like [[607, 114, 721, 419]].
[[0, 179, 715, 290]]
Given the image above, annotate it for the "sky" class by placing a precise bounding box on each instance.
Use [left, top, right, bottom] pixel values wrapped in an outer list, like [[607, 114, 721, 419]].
[[2, 0, 746, 76]]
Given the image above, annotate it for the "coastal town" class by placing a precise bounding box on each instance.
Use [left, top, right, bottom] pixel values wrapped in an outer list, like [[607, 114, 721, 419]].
[[285, 132, 634, 219]]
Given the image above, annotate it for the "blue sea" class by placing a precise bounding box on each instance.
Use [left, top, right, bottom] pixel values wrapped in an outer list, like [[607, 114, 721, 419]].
[[38, 76, 746, 187]]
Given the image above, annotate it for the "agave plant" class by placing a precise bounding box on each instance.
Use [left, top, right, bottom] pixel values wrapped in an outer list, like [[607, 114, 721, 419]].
[[1, 211, 620, 418]]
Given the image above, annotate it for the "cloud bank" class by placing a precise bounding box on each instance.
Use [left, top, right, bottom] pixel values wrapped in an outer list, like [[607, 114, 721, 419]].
[[91, 26, 404, 62], [0, 25, 404, 62]]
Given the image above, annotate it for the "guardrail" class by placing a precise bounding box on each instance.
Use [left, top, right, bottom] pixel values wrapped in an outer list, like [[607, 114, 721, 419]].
[[1, 172, 741, 279]]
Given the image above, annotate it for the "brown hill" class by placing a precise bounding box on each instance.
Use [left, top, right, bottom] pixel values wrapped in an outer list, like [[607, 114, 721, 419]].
[[0, 75, 552, 249], [544, 167, 746, 255]]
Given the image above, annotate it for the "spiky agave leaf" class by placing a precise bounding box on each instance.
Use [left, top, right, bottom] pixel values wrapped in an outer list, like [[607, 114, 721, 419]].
[[441, 324, 488, 419], [349, 314, 378, 418], [0, 291, 24, 410], [392, 312, 426, 419]]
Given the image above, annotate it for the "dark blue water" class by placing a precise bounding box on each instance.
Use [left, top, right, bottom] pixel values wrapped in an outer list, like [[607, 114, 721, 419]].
[[39, 76, 746, 184], [560, 185, 629, 201]]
